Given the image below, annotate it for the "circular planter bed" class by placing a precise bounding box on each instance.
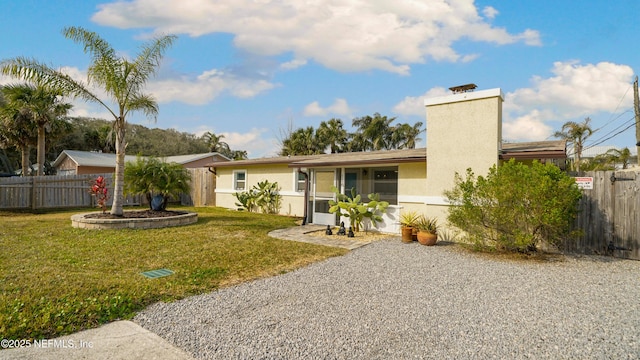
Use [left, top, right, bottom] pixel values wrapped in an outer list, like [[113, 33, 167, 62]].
[[71, 210, 198, 230]]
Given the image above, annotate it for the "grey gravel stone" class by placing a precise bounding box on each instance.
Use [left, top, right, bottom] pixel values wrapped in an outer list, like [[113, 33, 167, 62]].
[[134, 240, 640, 359]]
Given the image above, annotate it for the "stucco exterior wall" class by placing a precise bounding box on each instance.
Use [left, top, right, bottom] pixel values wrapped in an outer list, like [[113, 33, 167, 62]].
[[215, 164, 305, 217], [422, 88, 503, 226], [425, 88, 503, 205], [397, 162, 427, 215]]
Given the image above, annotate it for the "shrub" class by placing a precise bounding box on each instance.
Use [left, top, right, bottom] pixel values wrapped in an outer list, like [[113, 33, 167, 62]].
[[328, 186, 389, 232], [124, 156, 191, 210], [234, 180, 282, 214], [89, 176, 109, 213], [234, 190, 258, 212], [444, 159, 582, 253]]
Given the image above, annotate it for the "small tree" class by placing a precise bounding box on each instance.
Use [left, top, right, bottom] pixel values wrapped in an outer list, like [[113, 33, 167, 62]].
[[605, 147, 632, 169], [124, 156, 191, 211], [444, 160, 582, 253], [234, 189, 258, 212], [254, 180, 282, 214], [2, 27, 176, 215], [328, 186, 389, 232], [553, 117, 593, 172], [233, 180, 282, 214], [89, 175, 109, 213]]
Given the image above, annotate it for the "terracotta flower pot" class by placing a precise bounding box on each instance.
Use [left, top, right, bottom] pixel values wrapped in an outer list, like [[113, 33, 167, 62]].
[[417, 231, 437, 246], [401, 227, 414, 243]]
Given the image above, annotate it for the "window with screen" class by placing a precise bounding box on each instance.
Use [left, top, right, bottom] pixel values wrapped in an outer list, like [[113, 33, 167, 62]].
[[233, 170, 246, 190], [373, 168, 398, 204]]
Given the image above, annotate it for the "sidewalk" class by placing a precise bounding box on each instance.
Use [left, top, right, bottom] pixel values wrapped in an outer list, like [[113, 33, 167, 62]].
[[1, 320, 194, 360]]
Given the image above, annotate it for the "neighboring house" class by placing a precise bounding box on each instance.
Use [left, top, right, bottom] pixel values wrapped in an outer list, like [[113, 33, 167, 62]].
[[53, 150, 230, 176], [209, 87, 567, 233]]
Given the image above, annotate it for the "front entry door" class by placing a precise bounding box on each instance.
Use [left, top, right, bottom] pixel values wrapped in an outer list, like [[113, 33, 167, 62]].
[[312, 170, 336, 225]]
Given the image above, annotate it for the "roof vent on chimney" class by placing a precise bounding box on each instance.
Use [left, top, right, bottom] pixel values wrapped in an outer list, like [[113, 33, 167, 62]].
[[449, 83, 477, 94]]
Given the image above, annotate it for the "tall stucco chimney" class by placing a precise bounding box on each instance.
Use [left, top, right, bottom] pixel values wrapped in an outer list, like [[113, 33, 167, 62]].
[[423, 88, 504, 208]]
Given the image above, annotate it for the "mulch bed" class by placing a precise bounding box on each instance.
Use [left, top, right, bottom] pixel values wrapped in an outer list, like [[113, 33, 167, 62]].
[[83, 210, 188, 219]]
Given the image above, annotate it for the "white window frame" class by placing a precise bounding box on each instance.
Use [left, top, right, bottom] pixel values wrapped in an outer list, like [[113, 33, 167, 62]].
[[233, 169, 247, 191]]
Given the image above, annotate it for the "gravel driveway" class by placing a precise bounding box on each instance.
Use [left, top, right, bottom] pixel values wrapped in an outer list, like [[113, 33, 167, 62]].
[[135, 240, 640, 359]]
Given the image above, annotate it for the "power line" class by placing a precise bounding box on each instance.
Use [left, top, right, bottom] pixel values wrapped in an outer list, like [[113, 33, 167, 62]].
[[583, 115, 637, 150], [591, 84, 633, 134], [585, 111, 633, 147]]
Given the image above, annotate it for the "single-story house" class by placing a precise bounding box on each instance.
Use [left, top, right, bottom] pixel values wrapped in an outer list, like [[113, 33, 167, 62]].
[[53, 150, 230, 176], [208, 87, 567, 233]]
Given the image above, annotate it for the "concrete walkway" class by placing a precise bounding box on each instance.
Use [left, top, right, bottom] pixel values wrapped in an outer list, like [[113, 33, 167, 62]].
[[1, 225, 376, 360], [1, 320, 195, 360], [268, 224, 384, 250]]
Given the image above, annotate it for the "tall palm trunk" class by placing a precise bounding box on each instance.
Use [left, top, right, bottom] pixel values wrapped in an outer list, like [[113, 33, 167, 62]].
[[20, 145, 30, 176], [37, 125, 45, 176], [110, 117, 126, 216]]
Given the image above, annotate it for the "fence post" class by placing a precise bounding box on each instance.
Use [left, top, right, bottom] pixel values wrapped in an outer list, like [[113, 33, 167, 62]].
[[31, 177, 37, 210], [609, 172, 616, 245]]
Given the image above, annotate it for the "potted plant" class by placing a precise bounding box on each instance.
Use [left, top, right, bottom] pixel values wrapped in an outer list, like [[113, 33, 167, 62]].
[[399, 210, 419, 243], [415, 215, 438, 246]]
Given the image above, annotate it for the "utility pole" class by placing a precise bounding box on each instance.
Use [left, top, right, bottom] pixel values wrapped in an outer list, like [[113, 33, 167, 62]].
[[635, 76, 640, 166]]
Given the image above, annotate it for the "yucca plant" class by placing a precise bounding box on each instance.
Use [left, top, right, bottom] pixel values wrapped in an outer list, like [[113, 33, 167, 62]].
[[415, 215, 438, 234], [399, 210, 420, 228]]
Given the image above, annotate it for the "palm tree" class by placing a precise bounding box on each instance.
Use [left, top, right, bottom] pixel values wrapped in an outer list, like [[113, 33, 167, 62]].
[[231, 150, 248, 160], [351, 113, 396, 151], [203, 131, 230, 154], [580, 154, 615, 171], [124, 156, 191, 211], [1, 84, 72, 175], [0, 87, 37, 175], [553, 117, 594, 172], [280, 126, 323, 156], [317, 118, 348, 153], [391, 122, 424, 149], [605, 147, 632, 169], [2, 26, 176, 215]]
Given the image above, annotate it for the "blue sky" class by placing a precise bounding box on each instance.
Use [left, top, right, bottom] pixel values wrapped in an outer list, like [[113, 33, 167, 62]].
[[1, 0, 639, 158]]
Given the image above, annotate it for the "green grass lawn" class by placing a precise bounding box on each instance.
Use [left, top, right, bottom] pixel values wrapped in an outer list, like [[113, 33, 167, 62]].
[[0, 206, 348, 340]]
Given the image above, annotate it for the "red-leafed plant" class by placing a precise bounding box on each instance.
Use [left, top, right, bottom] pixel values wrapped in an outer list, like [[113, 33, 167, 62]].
[[89, 176, 109, 213]]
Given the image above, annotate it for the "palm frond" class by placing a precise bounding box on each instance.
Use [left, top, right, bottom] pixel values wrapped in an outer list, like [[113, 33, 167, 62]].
[[125, 94, 158, 121]]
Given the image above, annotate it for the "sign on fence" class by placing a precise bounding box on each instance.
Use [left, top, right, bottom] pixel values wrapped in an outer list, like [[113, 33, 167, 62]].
[[574, 177, 593, 190]]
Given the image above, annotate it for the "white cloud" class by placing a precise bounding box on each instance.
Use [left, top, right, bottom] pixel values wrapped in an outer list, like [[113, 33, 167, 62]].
[[303, 98, 353, 117], [92, 0, 541, 74], [279, 58, 307, 71], [393, 87, 449, 116], [503, 61, 634, 141], [196, 127, 277, 158], [482, 6, 498, 19], [151, 68, 278, 105], [502, 111, 553, 142]]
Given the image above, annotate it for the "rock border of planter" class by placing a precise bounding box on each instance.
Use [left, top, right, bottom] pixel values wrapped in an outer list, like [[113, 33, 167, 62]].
[[71, 211, 198, 230]]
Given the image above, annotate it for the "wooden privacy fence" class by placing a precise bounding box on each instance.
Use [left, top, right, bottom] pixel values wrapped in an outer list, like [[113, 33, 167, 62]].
[[0, 169, 215, 210], [0, 173, 141, 210], [568, 170, 640, 260], [180, 168, 216, 207]]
